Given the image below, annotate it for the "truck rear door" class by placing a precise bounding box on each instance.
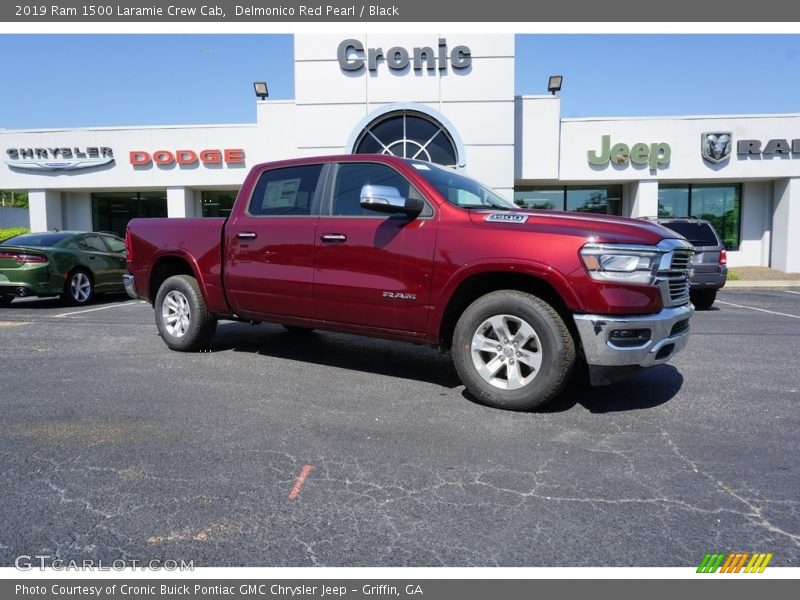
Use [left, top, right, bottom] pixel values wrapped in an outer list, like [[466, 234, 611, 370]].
[[223, 163, 326, 320]]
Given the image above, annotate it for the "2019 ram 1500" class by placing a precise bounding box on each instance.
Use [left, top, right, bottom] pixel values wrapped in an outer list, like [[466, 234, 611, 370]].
[[124, 155, 694, 410]]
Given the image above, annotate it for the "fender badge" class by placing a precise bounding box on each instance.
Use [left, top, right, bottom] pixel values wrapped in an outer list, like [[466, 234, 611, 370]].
[[485, 213, 529, 223]]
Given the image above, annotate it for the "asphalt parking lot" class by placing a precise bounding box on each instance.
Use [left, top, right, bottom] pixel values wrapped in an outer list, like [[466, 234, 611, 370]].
[[0, 290, 798, 567]]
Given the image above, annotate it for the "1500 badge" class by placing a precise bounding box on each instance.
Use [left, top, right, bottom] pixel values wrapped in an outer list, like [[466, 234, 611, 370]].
[[383, 291, 417, 300]]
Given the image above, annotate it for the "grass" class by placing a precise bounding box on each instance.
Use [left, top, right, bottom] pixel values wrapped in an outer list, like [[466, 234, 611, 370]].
[[727, 270, 743, 281], [0, 227, 29, 243]]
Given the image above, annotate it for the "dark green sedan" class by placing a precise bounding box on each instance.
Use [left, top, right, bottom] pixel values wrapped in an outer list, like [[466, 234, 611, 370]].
[[0, 231, 127, 306]]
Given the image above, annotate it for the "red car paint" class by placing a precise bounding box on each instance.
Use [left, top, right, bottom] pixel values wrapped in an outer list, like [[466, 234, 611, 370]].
[[125, 154, 680, 346]]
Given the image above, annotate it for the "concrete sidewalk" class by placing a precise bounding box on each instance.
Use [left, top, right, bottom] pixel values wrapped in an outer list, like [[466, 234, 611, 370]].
[[725, 280, 800, 289]]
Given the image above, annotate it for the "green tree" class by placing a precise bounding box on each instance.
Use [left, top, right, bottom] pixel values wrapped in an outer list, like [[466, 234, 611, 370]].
[[0, 191, 29, 208]]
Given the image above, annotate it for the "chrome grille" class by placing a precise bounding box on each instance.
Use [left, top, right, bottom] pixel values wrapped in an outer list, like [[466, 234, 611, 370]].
[[657, 248, 693, 306]]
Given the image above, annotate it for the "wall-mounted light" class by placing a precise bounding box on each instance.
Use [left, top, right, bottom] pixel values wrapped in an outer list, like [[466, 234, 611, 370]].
[[548, 75, 563, 95], [253, 81, 269, 100]]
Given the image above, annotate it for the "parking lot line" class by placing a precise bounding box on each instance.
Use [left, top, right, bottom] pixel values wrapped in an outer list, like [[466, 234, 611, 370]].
[[716, 300, 800, 320], [55, 301, 145, 318], [782, 290, 800, 295]]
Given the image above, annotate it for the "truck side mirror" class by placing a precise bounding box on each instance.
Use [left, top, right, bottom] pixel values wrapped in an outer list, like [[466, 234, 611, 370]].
[[360, 184, 423, 217]]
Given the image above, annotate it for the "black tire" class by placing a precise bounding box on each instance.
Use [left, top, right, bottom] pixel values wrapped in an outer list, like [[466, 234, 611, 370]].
[[452, 290, 576, 411], [154, 274, 217, 351], [62, 268, 94, 306], [0, 295, 13, 306], [282, 325, 315, 334], [691, 289, 717, 310]]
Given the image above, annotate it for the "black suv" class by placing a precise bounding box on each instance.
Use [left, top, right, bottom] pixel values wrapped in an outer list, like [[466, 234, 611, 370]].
[[643, 217, 728, 309]]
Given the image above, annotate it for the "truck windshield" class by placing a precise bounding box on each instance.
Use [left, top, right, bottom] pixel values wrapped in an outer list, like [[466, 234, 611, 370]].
[[410, 161, 517, 210]]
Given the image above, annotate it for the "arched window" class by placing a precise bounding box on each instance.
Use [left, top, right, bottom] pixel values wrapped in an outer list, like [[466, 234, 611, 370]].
[[353, 110, 459, 167]]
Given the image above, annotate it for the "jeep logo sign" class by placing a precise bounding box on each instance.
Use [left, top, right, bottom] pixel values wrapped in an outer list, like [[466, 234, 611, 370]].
[[588, 135, 671, 170], [337, 38, 471, 73]]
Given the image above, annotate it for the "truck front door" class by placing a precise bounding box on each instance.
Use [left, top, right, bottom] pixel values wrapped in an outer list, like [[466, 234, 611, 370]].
[[314, 162, 438, 334]]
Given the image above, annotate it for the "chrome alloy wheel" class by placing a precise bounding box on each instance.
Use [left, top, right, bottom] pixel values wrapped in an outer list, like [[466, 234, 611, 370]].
[[470, 314, 544, 390], [70, 272, 92, 303], [162, 290, 191, 338]]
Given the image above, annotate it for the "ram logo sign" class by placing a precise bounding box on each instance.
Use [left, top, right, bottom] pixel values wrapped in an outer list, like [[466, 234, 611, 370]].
[[701, 132, 733, 164]]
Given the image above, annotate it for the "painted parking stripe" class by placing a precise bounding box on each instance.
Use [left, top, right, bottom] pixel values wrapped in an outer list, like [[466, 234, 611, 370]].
[[716, 300, 800, 320], [56, 300, 145, 318], [781, 290, 800, 295]]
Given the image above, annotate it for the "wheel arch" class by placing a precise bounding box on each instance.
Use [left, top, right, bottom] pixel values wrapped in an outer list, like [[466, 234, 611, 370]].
[[148, 254, 202, 305], [435, 268, 579, 350]]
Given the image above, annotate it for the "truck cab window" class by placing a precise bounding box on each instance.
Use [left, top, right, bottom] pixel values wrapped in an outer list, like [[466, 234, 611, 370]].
[[331, 163, 426, 217], [249, 164, 324, 216]]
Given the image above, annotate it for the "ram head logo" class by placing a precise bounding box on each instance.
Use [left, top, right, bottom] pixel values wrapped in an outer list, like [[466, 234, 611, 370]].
[[701, 132, 733, 164]]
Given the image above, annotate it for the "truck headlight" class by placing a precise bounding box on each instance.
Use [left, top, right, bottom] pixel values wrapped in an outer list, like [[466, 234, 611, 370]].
[[579, 243, 663, 285]]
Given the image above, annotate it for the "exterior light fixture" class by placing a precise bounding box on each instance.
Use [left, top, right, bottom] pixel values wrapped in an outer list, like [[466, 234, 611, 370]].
[[548, 75, 563, 95], [253, 81, 269, 100]]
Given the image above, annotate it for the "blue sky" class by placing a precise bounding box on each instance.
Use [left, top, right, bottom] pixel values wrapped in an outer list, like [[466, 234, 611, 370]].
[[0, 34, 798, 129]]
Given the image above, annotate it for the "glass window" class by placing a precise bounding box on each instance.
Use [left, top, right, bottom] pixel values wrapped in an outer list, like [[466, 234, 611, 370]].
[[566, 186, 622, 215], [658, 185, 690, 217], [353, 111, 458, 167], [92, 192, 168, 238], [514, 189, 564, 210], [657, 183, 742, 250], [659, 221, 720, 247], [249, 165, 323, 216], [412, 161, 515, 210], [332, 163, 417, 217], [0, 232, 72, 247], [690, 185, 741, 250], [79, 235, 107, 252], [202, 190, 237, 218], [101, 235, 126, 253]]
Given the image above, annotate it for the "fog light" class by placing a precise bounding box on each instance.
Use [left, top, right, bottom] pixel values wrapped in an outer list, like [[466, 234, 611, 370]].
[[609, 328, 651, 348]]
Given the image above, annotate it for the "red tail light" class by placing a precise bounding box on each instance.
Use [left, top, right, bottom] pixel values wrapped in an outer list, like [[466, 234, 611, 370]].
[[125, 228, 133, 262], [4, 253, 47, 264], [719, 248, 727, 266]]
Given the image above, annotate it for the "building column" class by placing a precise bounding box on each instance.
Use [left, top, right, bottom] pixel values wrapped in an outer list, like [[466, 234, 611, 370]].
[[771, 177, 800, 273], [167, 187, 194, 218], [62, 192, 93, 231], [28, 189, 63, 232], [628, 179, 659, 218]]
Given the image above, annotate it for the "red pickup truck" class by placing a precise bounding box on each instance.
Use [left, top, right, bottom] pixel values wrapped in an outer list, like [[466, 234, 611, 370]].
[[124, 155, 694, 410]]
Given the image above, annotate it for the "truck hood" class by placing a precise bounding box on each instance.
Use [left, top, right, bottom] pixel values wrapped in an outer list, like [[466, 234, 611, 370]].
[[468, 209, 679, 246]]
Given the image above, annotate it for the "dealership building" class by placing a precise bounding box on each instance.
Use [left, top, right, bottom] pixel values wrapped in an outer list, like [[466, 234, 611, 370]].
[[1, 34, 799, 271]]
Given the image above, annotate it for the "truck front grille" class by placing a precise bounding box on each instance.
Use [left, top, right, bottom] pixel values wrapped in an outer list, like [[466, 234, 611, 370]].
[[658, 248, 693, 306]]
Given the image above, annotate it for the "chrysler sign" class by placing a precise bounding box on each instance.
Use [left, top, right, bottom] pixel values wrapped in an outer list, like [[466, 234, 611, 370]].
[[6, 146, 114, 171]]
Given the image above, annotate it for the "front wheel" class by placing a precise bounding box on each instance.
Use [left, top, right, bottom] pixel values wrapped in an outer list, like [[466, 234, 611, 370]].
[[155, 275, 217, 351], [690, 289, 717, 310], [452, 290, 575, 411]]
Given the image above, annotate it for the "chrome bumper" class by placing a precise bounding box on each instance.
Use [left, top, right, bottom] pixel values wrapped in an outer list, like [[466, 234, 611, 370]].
[[122, 273, 139, 300], [573, 304, 693, 372]]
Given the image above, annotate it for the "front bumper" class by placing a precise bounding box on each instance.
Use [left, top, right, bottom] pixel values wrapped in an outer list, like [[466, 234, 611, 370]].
[[122, 273, 139, 299], [573, 304, 693, 385]]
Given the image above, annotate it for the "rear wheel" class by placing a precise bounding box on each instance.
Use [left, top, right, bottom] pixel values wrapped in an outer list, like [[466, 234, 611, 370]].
[[691, 289, 717, 310], [155, 275, 217, 351], [0, 295, 13, 306], [62, 269, 93, 305], [452, 290, 575, 411]]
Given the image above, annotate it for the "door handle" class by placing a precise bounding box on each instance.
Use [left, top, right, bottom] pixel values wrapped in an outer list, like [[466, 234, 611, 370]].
[[89, 255, 96, 260], [320, 233, 347, 243], [237, 232, 257, 240]]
